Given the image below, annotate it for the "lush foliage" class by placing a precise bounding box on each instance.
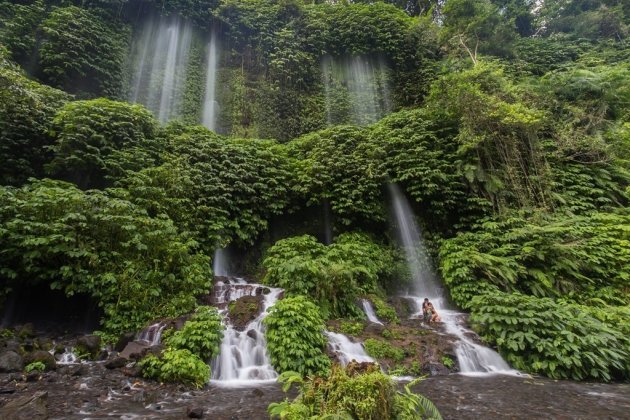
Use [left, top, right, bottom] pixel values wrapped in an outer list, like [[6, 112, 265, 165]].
[[139, 348, 209, 388], [264, 296, 331, 377], [470, 292, 629, 381], [0, 180, 210, 335], [263, 233, 395, 318], [268, 364, 442, 420], [364, 338, 405, 363], [163, 306, 224, 361]]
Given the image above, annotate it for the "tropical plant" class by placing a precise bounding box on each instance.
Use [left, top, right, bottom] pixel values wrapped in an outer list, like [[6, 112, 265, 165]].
[[163, 306, 224, 361], [139, 348, 209, 388]]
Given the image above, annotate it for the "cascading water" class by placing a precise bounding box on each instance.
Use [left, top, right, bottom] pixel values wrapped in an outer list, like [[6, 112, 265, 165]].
[[321, 55, 391, 126], [129, 15, 193, 123], [213, 248, 230, 277], [360, 299, 383, 325], [136, 322, 167, 346], [387, 183, 516, 376], [325, 331, 374, 366], [201, 32, 220, 132], [211, 281, 283, 386]]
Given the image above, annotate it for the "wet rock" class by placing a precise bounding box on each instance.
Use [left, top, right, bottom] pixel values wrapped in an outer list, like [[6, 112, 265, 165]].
[[246, 329, 258, 340], [68, 364, 88, 377], [114, 332, 136, 352], [228, 295, 264, 331], [36, 337, 53, 352], [0, 350, 23, 372], [24, 350, 56, 371], [364, 322, 386, 335], [0, 390, 48, 419], [0, 384, 16, 394], [427, 362, 450, 376], [26, 372, 40, 382], [3, 339, 21, 353], [252, 388, 264, 397], [121, 365, 141, 377], [76, 335, 101, 358], [187, 406, 204, 418], [119, 341, 150, 360], [389, 296, 416, 319], [97, 350, 109, 361], [105, 357, 127, 369]]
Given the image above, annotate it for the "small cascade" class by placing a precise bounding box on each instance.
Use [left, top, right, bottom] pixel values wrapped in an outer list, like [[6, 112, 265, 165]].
[[53, 347, 80, 365], [136, 322, 167, 346], [388, 183, 515, 376], [211, 281, 283, 386], [321, 55, 391, 126], [360, 299, 383, 325], [129, 15, 193, 123], [201, 32, 220, 132], [213, 248, 230, 277], [325, 331, 374, 366]]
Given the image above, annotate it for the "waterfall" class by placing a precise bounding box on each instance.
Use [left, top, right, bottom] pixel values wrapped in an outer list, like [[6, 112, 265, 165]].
[[201, 32, 220, 131], [213, 248, 230, 277], [325, 331, 374, 366], [129, 15, 193, 123], [321, 55, 391, 126], [136, 322, 167, 346], [322, 199, 333, 245], [388, 183, 516, 376], [211, 282, 283, 386], [360, 299, 383, 325]]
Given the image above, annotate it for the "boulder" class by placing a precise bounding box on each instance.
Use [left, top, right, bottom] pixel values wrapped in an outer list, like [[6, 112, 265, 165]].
[[364, 322, 386, 335], [76, 335, 101, 357], [228, 295, 263, 331], [119, 341, 150, 360], [0, 350, 23, 372], [187, 407, 204, 418], [24, 350, 56, 371], [114, 332, 136, 353], [105, 357, 127, 369], [427, 362, 450, 376], [0, 391, 48, 419]]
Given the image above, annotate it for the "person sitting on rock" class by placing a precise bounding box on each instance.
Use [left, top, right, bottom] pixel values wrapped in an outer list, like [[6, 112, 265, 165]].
[[422, 298, 431, 322], [428, 302, 441, 322]]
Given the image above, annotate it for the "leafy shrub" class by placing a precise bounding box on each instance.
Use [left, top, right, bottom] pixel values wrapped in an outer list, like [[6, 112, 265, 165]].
[[24, 361, 46, 373], [471, 292, 629, 381], [264, 296, 331, 377], [0, 56, 68, 186], [47, 98, 157, 189], [0, 180, 210, 336], [363, 339, 405, 363], [263, 233, 395, 318], [339, 320, 364, 337], [268, 364, 441, 419], [139, 348, 209, 388], [163, 306, 224, 361]]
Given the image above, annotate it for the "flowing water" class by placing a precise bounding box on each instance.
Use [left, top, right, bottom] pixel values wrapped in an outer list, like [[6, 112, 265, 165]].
[[210, 280, 283, 387], [201, 32, 220, 132], [213, 248, 230, 277], [129, 15, 193, 123], [360, 299, 383, 325], [321, 55, 391, 125], [136, 322, 167, 346], [387, 184, 515, 375], [325, 331, 374, 366]]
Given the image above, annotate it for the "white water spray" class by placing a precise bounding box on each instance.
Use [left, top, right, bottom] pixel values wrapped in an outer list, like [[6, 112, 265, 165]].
[[201, 32, 220, 131], [325, 331, 374, 366], [213, 248, 230, 277], [361, 299, 383, 325]]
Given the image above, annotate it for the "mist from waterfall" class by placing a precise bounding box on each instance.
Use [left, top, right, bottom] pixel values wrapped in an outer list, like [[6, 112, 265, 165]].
[[129, 15, 193, 123], [321, 55, 391, 126], [201, 32, 220, 131]]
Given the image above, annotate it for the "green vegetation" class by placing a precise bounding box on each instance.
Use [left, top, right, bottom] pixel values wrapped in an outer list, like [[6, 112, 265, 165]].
[[264, 296, 331, 377], [0, 0, 629, 385], [24, 361, 46, 373], [163, 306, 224, 361], [139, 348, 210, 388], [339, 320, 364, 337], [269, 364, 442, 419], [364, 338, 405, 363], [263, 233, 395, 318]]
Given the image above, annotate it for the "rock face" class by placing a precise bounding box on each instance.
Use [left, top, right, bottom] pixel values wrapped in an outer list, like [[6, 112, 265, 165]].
[[76, 335, 101, 358], [364, 322, 386, 335], [24, 350, 56, 371], [0, 391, 48, 419], [228, 295, 264, 331], [114, 332, 136, 353], [0, 351, 23, 373], [119, 341, 151, 360]]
